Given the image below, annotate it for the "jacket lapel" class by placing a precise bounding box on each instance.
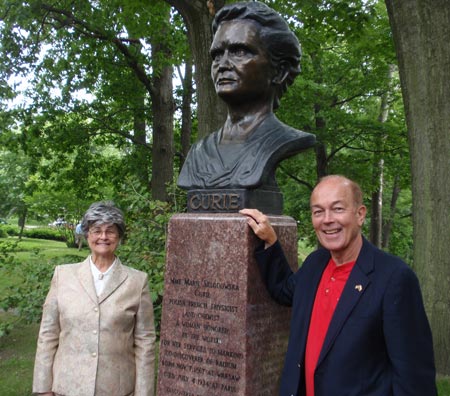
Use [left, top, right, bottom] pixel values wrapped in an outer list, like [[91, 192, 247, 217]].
[[98, 259, 128, 304], [77, 258, 98, 304], [316, 238, 374, 367]]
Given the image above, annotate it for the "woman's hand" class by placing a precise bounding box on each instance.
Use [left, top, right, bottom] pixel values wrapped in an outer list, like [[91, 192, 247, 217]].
[[239, 208, 278, 247]]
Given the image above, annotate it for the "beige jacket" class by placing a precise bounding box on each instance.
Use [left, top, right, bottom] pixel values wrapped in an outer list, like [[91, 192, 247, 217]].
[[33, 258, 156, 396]]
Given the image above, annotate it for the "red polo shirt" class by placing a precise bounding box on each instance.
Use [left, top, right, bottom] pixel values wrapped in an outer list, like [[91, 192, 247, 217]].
[[305, 258, 356, 396]]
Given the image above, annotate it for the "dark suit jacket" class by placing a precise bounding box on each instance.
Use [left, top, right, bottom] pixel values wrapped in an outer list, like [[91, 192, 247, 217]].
[[255, 237, 436, 396]]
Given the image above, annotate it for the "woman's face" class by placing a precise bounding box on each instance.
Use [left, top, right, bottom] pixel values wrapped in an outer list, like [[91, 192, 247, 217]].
[[87, 223, 120, 259]]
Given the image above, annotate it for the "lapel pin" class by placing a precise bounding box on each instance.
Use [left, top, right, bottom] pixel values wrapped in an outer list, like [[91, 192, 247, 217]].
[[355, 284, 363, 292]]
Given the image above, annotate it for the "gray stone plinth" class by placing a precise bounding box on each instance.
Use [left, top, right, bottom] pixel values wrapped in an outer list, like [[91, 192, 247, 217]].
[[157, 213, 298, 396]]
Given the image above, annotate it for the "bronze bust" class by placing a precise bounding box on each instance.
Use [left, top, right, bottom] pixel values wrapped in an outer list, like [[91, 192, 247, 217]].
[[178, 1, 315, 214]]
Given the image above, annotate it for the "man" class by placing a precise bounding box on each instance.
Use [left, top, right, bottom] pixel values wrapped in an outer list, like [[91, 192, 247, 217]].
[[240, 175, 436, 396], [75, 221, 84, 250], [178, 1, 315, 191]]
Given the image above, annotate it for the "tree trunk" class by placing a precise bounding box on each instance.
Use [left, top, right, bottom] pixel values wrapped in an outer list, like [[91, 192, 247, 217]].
[[131, 83, 151, 189], [17, 207, 27, 240], [179, 58, 193, 168], [382, 175, 401, 250], [315, 141, 327, 179], [370, 65, 392, 247], [369, 162, 383, 247], [165, 0, 227, 139], [385, 0, 450, 375], [313, 97, 327, 179], [150, 17, 175, 202], [123, 22, 151, 190]]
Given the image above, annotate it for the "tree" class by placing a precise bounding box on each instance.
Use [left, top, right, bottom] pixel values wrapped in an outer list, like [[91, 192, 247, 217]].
[[385, 0, 450, 375], [0, 149, 30, 227], [0, 0, 184, 202], [164, 0, 227, 139], [269, 1, 410, 253]]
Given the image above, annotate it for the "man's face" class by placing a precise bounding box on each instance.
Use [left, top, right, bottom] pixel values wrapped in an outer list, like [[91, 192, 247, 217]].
[[210, 20, 274, 104], [310, 178, 366, 264]]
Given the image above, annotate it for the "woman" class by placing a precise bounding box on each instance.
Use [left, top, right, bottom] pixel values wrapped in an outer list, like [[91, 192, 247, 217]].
[[33, 201, 156, 396]]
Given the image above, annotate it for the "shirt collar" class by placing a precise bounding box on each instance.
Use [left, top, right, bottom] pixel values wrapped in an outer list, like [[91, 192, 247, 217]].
[[89, 256, 116, 280]]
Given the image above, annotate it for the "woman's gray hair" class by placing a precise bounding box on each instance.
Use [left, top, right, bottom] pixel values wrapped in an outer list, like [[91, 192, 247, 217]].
[[81, 201, 125, 239], [212, 1, 301, 110]]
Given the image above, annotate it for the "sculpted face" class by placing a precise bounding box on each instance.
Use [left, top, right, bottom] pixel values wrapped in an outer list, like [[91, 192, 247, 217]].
[[210, 20, 274, 104], [310, 177, 366, 264]]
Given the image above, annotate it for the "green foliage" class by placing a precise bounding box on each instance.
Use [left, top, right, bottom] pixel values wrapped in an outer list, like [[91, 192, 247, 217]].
[[0, 224, 71, 242], [23, 227, 67, 242], [0, 0, 412, 259], [267, 0, 411, 256], [0, 177, 174, 337], [0, 240, 23, 336], [438, 377, 450, 396], [116, 177, 176, 334], [0, 318, 39, 396], [0, 228, 8, 238], [0, 225, 17, 236], [0, 0, 189, 207], [0, 236, 86, 339], [0, 149, 31, 222], [0, 242, 81, 326]]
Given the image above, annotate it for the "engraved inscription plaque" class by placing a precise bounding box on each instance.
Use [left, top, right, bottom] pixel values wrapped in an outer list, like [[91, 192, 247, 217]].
[[157, 214, 298, 396]]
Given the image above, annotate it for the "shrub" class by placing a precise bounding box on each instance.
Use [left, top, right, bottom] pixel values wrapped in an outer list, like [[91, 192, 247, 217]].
[[22, 227, 66, 241], [0, 177, 179, 337], [116, 179, 178, 335], [117, 199, 172, 335], [0, 225, 18, 236], [0, 241, 82, 333]]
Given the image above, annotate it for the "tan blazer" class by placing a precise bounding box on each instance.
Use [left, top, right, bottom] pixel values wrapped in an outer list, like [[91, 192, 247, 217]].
[[33, 258, 156, 396]]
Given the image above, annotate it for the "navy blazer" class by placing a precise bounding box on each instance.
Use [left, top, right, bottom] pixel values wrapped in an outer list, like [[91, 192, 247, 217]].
[[256, 237, 436, 396]]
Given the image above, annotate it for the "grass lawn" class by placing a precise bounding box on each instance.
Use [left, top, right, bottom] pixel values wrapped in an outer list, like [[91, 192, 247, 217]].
[[0, 237, 88, 394], [4, 236, 88, 261], [0, 236, 87, 301], [440, 377, 450, 396], [0, 313, 39, 396]]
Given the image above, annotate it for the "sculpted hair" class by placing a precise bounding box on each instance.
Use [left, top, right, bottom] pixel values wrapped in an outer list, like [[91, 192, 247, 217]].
[[81, 201, 125, 239], [212, 1, 301, 109]]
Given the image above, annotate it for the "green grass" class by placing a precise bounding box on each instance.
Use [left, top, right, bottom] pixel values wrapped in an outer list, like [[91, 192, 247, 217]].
[[439, 377, 450, 396], [0, 236, 87, 300], [0, 237, 87, 394], [298, 238, 314, 263], [5, 236, 88, 261], [0, 313, 39, 396]]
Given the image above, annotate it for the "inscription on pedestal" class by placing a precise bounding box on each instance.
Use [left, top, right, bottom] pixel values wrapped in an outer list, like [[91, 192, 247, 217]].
[[189, 192, 241, 212], [157, 214, 297, 396], [186, 189, 283, 214], [159, 277, 243, 395]]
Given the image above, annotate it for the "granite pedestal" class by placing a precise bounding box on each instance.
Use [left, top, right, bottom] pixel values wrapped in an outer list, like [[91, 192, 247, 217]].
[[157, 213, 298, 396]]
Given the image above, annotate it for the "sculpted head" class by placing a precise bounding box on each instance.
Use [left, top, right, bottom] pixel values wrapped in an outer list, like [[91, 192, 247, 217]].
[[212, 1, 301, 109]]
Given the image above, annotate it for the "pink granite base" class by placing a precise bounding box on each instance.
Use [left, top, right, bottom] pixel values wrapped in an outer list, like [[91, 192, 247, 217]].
[[156, 213, 298, 396]]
